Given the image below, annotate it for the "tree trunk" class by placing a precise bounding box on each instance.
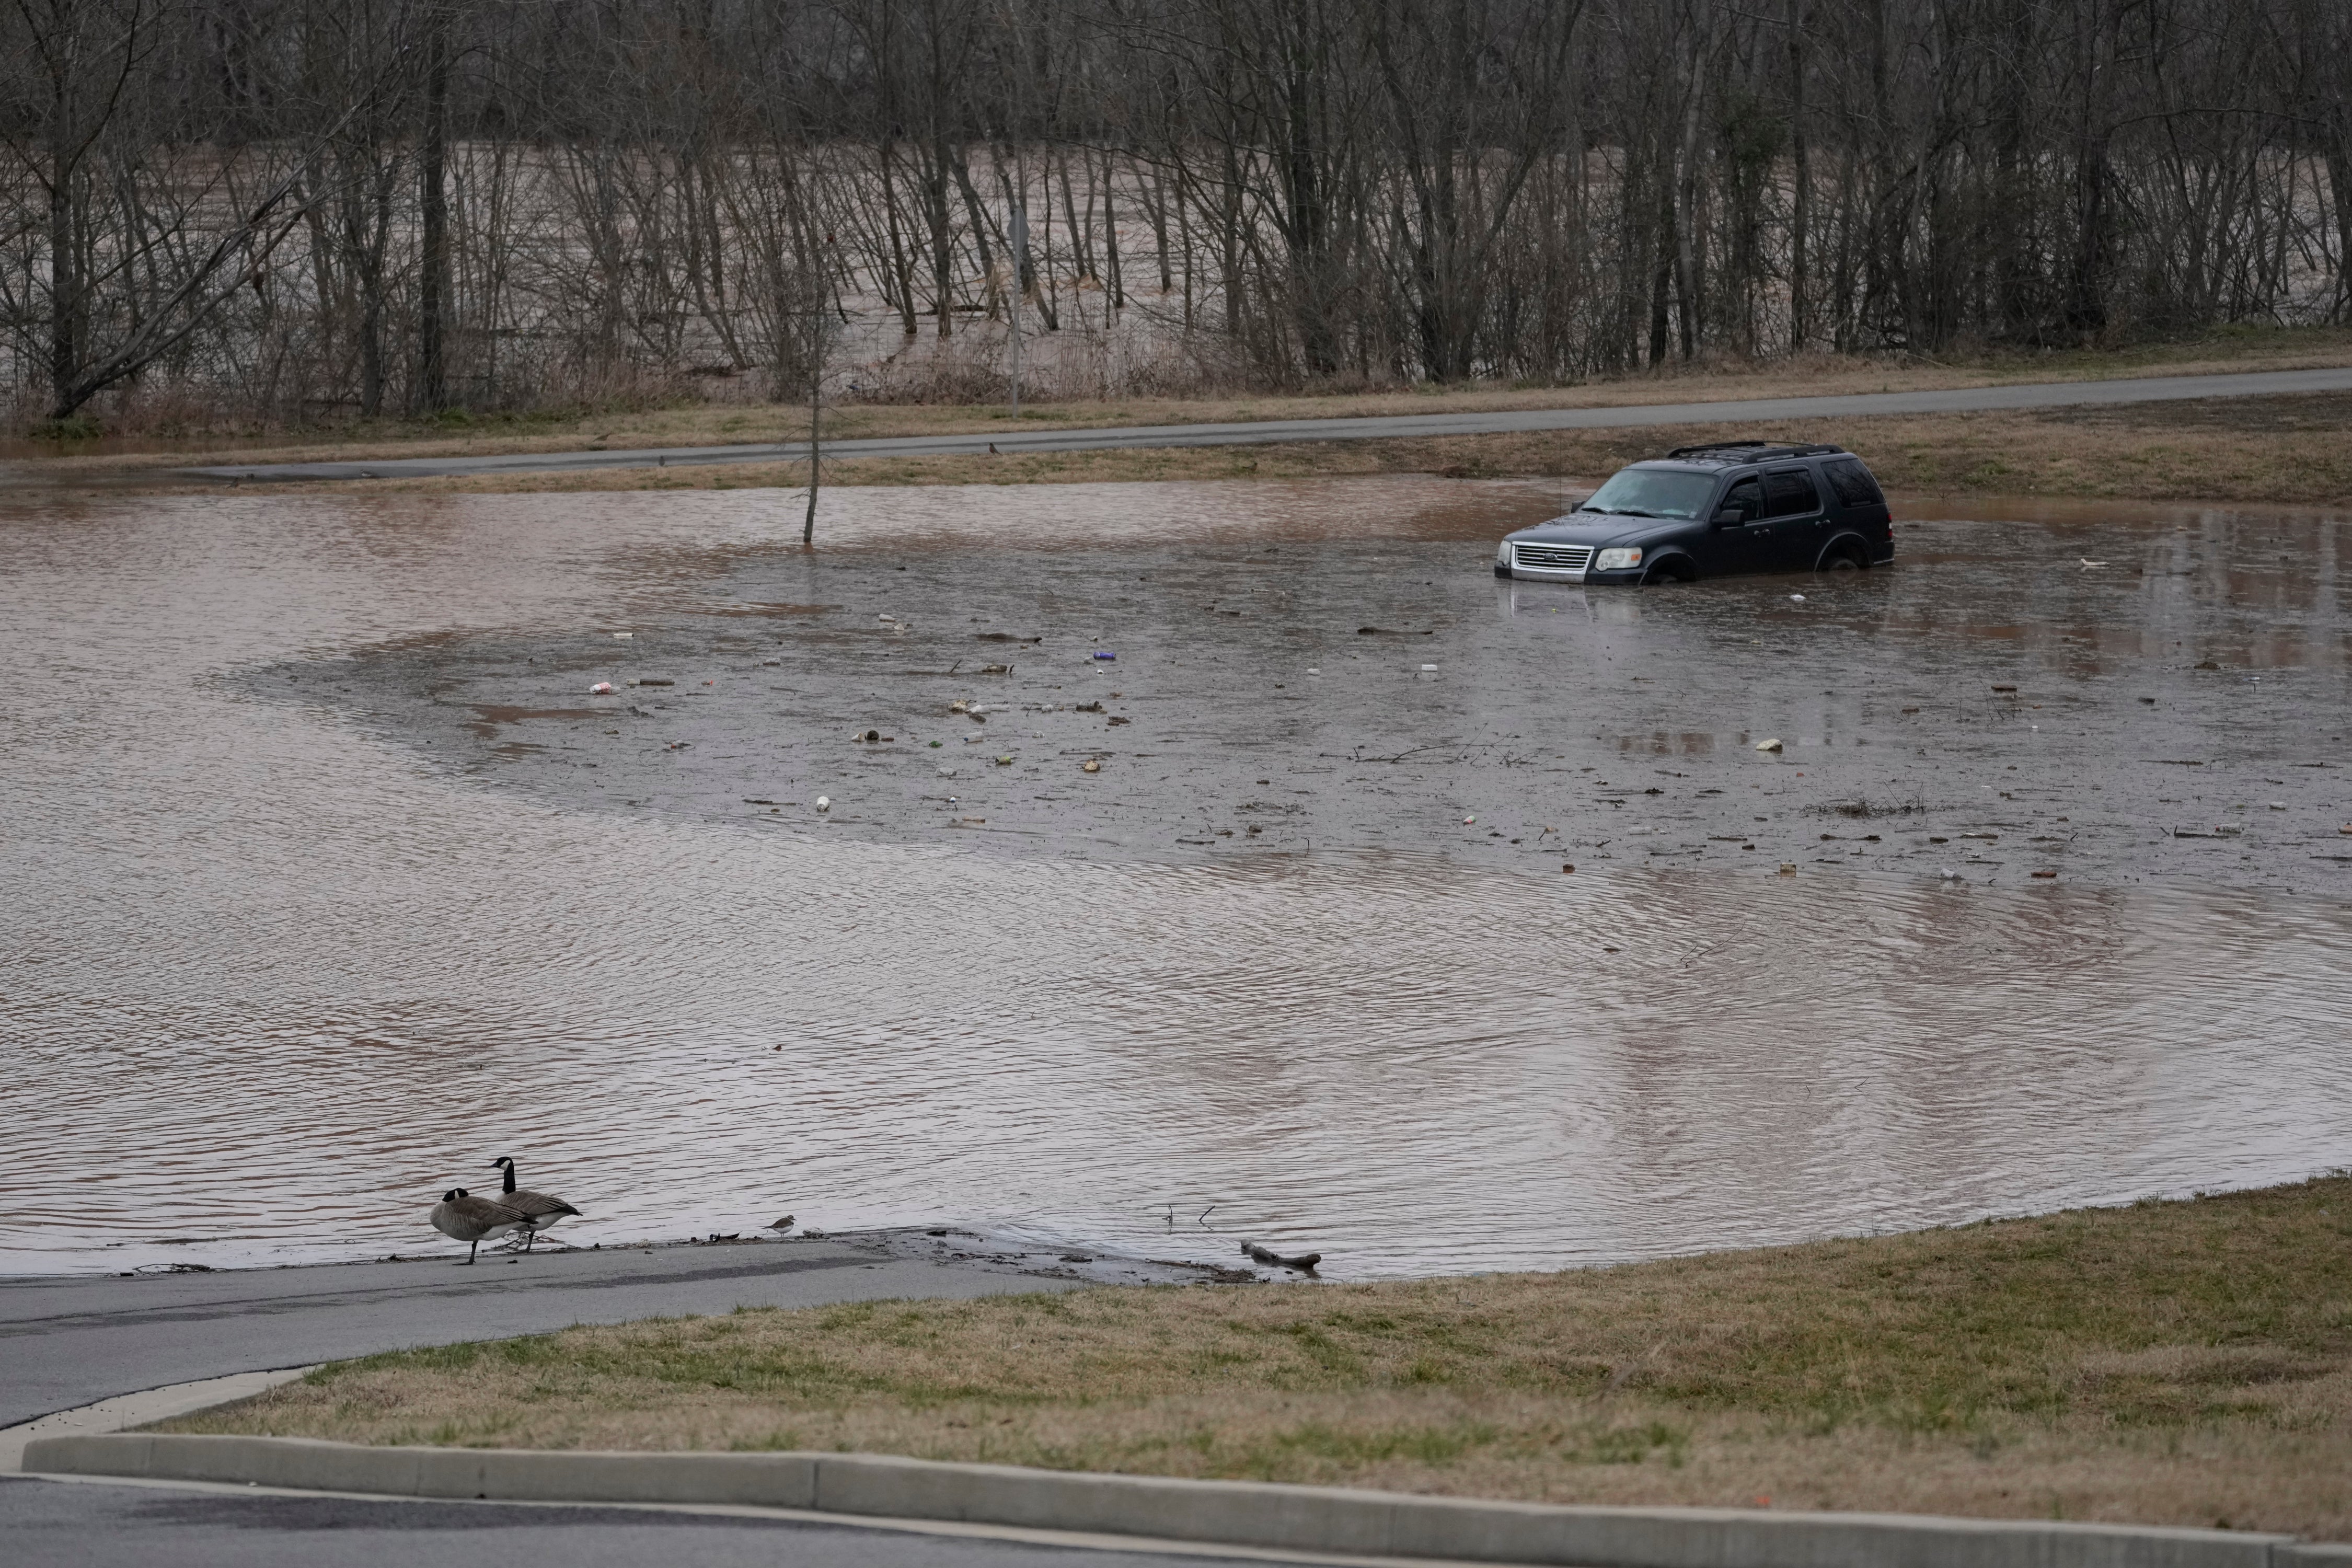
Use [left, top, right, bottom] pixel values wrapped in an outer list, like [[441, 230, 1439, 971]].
[[2331, 148, 2352, 323], [952, 147, 997, 317], [1786, 0, 1810, 353], [48, 94, 79, 416], [1673, 10, 1710, 360], [879, 142, 917, 336], [1102, 148, 1123, 311], [1144, 162, 1172, 291], [417, 0, 452, 411]]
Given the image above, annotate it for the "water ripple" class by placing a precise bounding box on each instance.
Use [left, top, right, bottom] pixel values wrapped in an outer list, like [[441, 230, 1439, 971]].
[[4, 480, 2349, 1278]]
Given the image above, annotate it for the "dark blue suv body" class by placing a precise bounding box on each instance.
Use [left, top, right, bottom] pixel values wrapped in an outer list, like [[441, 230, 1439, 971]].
[[1496, 441, 1894, 584]]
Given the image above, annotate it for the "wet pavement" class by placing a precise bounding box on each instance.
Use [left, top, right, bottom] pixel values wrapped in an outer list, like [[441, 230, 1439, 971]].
[[6, 476, 2350, 1285], [0, 1237, 1094, 1429]]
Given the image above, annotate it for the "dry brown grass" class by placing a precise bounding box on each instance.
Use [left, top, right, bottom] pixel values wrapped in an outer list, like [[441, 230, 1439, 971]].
[[17, 322, 2352, 473], [307, 389, 2352, 508], [167, 1178, 2352, 1537]]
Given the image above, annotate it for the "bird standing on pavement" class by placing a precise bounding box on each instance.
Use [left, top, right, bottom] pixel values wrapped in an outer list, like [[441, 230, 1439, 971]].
[[487, 1156, 581, 1251], [429, 1189, 528, 1265]]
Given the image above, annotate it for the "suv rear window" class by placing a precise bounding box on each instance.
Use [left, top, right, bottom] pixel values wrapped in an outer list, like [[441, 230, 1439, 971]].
[[1822, 459, 1883, 509]]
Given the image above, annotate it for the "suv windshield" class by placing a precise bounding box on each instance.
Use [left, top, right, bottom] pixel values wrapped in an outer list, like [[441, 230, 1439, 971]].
[[1576, 467, 1716, 521]]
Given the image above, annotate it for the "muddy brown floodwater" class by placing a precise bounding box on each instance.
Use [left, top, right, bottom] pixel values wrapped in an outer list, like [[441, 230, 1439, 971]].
[[4, 476, 2350, 1281]]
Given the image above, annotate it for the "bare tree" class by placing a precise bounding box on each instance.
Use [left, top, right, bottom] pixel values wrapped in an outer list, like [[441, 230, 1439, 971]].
[[0, 0, 2343, 428]]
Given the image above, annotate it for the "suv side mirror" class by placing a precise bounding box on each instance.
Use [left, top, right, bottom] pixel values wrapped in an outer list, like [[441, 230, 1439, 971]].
[[1714, 507, 1747, 526]]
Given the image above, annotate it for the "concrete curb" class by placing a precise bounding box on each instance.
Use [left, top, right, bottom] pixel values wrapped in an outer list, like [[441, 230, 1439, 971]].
[[24, 1434, 2351, 1568], [0, 1369, 316, 1473]]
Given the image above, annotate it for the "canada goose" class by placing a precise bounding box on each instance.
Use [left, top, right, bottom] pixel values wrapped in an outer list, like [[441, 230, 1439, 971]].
[[430, 1189, 527, 1264], [488, 1156, 581, 1250]]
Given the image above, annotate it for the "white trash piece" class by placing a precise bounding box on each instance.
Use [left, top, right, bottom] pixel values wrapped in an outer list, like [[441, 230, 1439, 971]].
[[1788, 593, 1806, 602], [814, 795, 831, 812], [589, 682, 615, 695], [612, 630, 633, 639], [1420, 663, 1439, 672], [1756, 737, 1784, 752]]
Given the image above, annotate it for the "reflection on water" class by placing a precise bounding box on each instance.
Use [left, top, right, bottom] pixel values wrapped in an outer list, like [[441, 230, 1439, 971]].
[[4, 478, 2350, 1278]]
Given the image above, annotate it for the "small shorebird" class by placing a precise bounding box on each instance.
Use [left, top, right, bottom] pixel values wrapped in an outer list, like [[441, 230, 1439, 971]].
[[429, 1189, 529, 1264], [488, 1156, 581, 1250]]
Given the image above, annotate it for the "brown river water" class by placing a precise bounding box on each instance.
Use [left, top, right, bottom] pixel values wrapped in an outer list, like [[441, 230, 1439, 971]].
[[4, 476, 2349, 1279]]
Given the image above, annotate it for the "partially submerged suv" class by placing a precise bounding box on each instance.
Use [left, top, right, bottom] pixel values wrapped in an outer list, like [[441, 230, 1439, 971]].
[[1496, 442, 1893, 583]]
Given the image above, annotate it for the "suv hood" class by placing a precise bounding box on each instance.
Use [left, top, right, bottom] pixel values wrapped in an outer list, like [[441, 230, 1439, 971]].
[[1507, 514, 1682, 547]]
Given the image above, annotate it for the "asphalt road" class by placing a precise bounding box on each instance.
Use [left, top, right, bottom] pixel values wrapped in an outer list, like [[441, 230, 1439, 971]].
[[185, 364, 2352, 483], [0, 1240, 1073, 1428], [4, 1477, 1233, 1568]]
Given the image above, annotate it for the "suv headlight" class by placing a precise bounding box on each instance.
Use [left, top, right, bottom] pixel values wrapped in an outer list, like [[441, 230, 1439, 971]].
[[1596, 547, 1644, 570], [1496, 540, 1513, 566]]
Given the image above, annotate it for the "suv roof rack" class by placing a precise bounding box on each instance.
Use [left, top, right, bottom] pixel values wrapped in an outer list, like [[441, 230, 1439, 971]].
[[1661, 440, 1848, 463]]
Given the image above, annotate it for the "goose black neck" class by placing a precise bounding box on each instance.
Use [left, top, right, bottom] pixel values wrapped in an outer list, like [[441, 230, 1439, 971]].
[[501, 1160, 516, 1194]]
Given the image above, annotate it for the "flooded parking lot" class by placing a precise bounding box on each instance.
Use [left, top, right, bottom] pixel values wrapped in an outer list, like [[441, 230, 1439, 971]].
[[331, 485, 2352, 891], [5, 476, 2349, 1279]]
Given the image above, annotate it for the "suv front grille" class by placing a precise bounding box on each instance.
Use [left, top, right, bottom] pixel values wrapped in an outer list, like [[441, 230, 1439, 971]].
[[1513, 543, 1593, 571]]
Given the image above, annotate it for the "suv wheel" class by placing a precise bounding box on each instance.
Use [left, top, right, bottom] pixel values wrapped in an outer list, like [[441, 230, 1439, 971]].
[[1821, 546, 1864, 572]]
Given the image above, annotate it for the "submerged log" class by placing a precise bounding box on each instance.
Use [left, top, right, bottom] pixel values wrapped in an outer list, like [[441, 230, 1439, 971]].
[[1242, 1241, 1322, 1273]]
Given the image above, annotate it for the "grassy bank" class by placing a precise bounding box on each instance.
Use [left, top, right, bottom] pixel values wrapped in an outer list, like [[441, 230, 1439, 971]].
[[324, 388, 2352, 508], [15, 321, 2352, 474], [168, 1178, 2352, 1537]]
